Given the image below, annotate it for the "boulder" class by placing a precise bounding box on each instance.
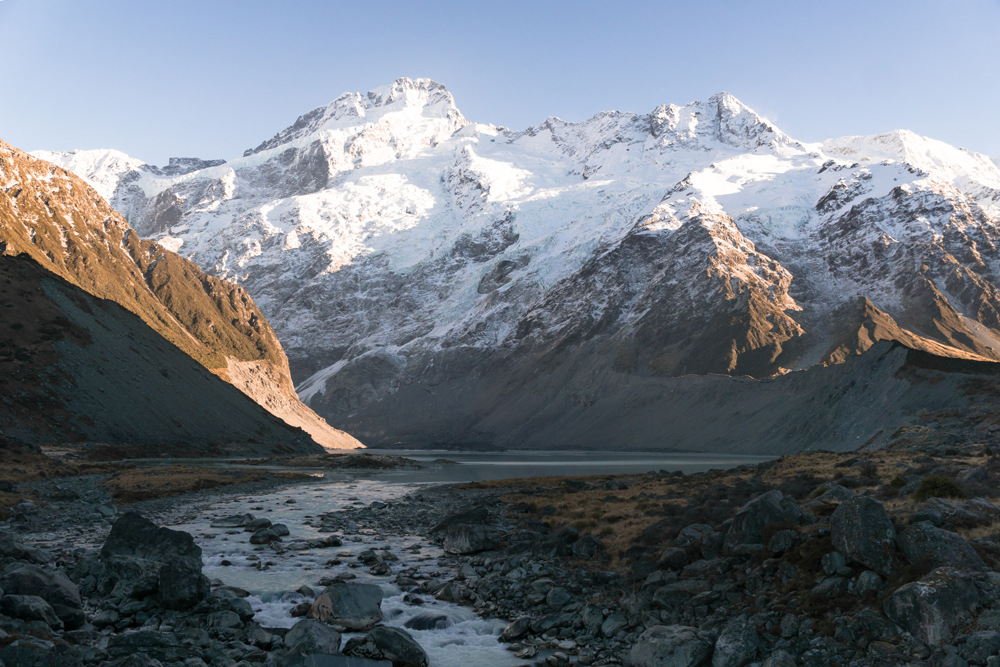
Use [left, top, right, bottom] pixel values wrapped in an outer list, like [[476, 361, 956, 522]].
[[344, 626, 428, 667], [0, 638, 83, 667], [308, 582, 384, 631], [896, 521, 987, 571], [285, 657, 392, 667], [244, 518, 273, 532], [766, 530, 799, 555], [285, 618, 342, 656], [808, 482, 856, 504], [0, 532, 53, 564], [601, 613, 628, 637], [209, 514, 252, 528], [501, 616, 531, 641], [883, 567, 979, 644], [102, 656, 166, 667], [572, 535, 603, 559], [1, 594, 63, 629], [441, 524, 500, 555], [107, 631, 190, 663], [272, 523, 291, 537], [831, 497, 896, 576], [855, 571, 883, 595], [249, 527, 282, 544], [676, 524, 714, 547], [712, 614, 759, 667], [631, 625, 714, 667], [659, 547, 690, 570], [404, 612, 449, 630], [0, 563, 84, 629], [99, 512, 208, 610], [726, 490, 798, 546], [919, 498, 993, 529]]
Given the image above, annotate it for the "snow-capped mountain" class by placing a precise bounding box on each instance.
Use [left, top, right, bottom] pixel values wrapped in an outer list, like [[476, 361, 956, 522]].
[[37, 77, 1000, 452]]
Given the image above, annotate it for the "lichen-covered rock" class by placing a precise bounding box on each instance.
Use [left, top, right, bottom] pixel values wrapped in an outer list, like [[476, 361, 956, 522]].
[[630, 625, 714, 667], [831, 496, 896, 576], [712, 615, 759, 667], [883, 567, 979, 644], [896, 521, 987, 571]]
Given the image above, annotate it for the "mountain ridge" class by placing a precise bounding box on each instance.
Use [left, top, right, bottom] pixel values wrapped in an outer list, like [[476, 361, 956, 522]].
[[34, 78, 1000, 451]]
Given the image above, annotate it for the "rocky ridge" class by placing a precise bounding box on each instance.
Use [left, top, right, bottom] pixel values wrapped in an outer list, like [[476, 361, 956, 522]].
[[0, 139, 359, 449]]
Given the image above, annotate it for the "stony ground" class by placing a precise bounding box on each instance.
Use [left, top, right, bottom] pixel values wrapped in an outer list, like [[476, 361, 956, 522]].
[[5, 429, 1000, 667]]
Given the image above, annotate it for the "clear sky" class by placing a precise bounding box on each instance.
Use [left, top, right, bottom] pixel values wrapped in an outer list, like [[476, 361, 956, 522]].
[[1, 0, 998, 165]]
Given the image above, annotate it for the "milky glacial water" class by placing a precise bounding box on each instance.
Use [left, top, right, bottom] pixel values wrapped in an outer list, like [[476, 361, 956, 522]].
[[171, 479, 522, 667]]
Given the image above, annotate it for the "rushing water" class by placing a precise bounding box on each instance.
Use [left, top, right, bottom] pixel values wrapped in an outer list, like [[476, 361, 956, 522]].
[[154, 452, 771, 666]]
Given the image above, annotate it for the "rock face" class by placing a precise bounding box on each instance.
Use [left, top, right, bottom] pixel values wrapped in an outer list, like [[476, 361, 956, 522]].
[[0, 563, 84, 629], [0, 139, 358, 451], [308, 582, 384, 631], [896, 521, 987, 571], [98, 513, 208, 610], [883, 567, 980, 644], [41, 78, 1000, 453], [831, 496, 896, 576], [630, 625, 714, 667]]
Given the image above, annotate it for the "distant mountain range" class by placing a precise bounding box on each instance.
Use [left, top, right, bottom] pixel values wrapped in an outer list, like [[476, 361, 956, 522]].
[[35, 78, 1000, 452], [0, 139, 359, 452]]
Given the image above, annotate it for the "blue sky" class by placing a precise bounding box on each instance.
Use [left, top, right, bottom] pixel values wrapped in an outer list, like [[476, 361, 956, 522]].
[[1, 0, 998, 165]]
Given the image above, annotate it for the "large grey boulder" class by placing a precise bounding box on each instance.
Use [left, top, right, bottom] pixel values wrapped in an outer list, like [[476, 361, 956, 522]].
[[99, 512, 208, 609], [896, 521, 987, 571], [308, 582, 383, 631], [630, 625, 713, 667], [0, 563, 84, 629], [883, 567, 979, 644], [712, 615, 759, 667], [344, 626, 428, 667], [285, 618, 342, 656], [831, 496, 896, 576], [1, 594, 63, 629], [441, 524, 500, 554], [726, 490, 799, 547]]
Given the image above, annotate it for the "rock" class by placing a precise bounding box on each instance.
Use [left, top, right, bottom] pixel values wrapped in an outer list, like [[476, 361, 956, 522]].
[[1, 594, 63, 629], [726, 490, 796, 546], [0, 532, 53, 564], [297, 585, 315, 597], [896, 521, 987, 571], [659, 547, 690, 570], [919, 498, 993, 529], [961, 630, 1000, 664], [99, 512, 208, 610], [291, 601, 312, 617], [210, 514, 252, 528], [572, 535, 603, 559], [701, 532, 726, 559], [0, 638, 82, 667], [546, 586, 571, 607], [502, 617, 531, 641], [91, 608, 120, 628], [308, 582, 384, 631], [855, 571, 883, 595], [207, 609, 242, 629], [961, 466, 988, 483], [441, 524, 500, 555], [244, 518, 273, 532], [404, 612, 449, 630], [249, 527, 282, 544], [821, 551, 847, 576], [103, 656, 166, 667], [285, 618, 342, 656], [285, 656, 391, 667], [766, 530, 799, 554], [601, 613, 628, 637], [883, 567, 979, 644], [712, 615, 760, 667], [428, 507, 489, 534], [0, 563, 84, 629], [630, 625, 713, 667], [676, 524, 714, 546], [555, 525, 580, 544], [344, 626, 428, 667], [831, 496, 896, 576], [272, 523, 291, 537], [811, 577, 848, 598], [761, 650, 797, 667], [808, 482, 856, 504], [107, 631, 189, 663]]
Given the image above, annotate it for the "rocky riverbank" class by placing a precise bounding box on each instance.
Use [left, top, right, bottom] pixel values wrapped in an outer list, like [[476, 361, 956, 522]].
[[4, 439, 1000, 667]]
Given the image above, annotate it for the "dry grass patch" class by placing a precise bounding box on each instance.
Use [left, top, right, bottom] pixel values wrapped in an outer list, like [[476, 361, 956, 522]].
[[102, 466, 306, 503]]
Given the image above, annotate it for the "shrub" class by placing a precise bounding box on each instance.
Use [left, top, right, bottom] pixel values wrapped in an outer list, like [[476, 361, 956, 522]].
[[889, 476, 906, 489], [913, 476, 967, 502]]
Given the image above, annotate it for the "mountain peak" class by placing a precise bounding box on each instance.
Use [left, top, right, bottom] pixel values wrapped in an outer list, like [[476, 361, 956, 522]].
[[245, 77, 465, 156]]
